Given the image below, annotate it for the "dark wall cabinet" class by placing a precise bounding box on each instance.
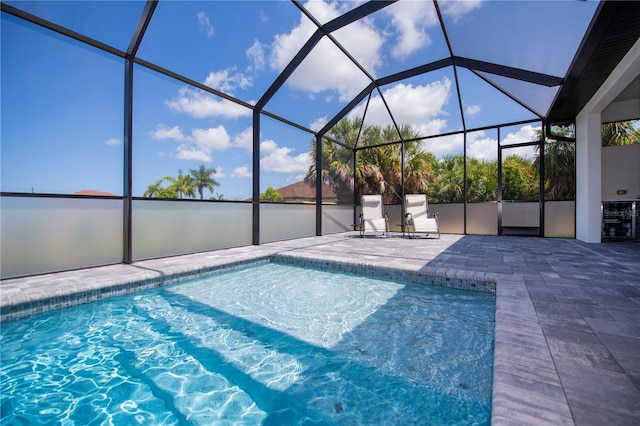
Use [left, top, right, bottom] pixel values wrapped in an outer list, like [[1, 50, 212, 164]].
[[602, 201, 636, 240]]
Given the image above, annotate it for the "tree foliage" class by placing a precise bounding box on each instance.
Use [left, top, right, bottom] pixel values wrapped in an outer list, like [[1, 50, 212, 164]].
[[305, 118, 431, 204], [503, 155, 539, 200], [532, 126, 575, 200], [259, 186, 283, 202], [189, 165, 220, 200], [143, 165, 219, 199], [602, 120, 640, 146]]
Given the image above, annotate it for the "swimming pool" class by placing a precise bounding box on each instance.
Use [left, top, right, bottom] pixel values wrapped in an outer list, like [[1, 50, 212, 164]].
[[1, 262, 495, 425]]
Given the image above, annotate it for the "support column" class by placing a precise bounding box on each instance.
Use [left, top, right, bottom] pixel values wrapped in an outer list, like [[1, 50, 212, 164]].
[[575, 112, 602, 243], [574, 38, 640, 243]]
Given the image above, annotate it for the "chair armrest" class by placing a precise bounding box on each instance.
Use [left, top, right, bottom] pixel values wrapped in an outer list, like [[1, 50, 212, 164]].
[[405, 212, 413, 224]]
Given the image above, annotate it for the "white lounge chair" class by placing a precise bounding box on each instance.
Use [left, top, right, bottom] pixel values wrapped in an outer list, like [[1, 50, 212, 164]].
[[359, 194, 389, 237], [404, 194, 440, 238]]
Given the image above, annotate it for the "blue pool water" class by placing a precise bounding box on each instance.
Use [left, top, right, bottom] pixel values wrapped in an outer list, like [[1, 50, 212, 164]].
[[1, 262, 495, 425]]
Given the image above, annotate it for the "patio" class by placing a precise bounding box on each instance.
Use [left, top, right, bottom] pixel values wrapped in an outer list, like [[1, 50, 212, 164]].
[[1, 232, 639, 425]]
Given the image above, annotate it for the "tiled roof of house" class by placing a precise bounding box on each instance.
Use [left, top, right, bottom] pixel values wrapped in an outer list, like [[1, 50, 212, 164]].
[[74, 189, 118, 196], [276, 181, 336, 200]]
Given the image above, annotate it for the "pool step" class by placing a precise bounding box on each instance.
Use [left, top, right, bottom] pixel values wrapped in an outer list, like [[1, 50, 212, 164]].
[[133, 294, 305, 412], [113, 303, 268, 424]]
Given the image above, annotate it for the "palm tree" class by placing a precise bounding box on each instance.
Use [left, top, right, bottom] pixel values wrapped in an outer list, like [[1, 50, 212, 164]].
[[602, 120, 640, 146], [305, 118, 362, 204], [143, 178, 167, 198], [534, 127, 575, 200], [535, 139, 575, 200], [403, 143, 436, 196], [165, 169, 196, 199], [430, 155, 465, 203], [189, 165, 220, 200], [306, 118, 431, 204]]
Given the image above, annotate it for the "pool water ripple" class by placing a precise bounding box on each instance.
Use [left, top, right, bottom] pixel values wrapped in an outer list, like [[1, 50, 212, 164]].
[[1, 263, 494, 425]]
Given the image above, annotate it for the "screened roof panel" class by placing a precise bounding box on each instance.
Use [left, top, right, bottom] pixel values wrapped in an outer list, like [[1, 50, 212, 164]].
[[358, 90, 397, 141], [299, 0, 358, 25], [4, 0, 145, 51], [330, 0, 451, 79], [265, 36, 371, 129], [137, 1, 304, 104], [3, 0, 634, 201], [476, 71, 560, 118], [456, 67, 538, 130], [369, 69, 464, 138], [442, 0, 598, 78]]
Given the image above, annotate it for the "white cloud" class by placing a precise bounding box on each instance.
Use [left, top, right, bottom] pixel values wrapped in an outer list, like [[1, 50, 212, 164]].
[[420, 126, 539, 162], [260, 139, 278, 154], [502, 125, 540, 145], [197, 11, 214, 37], [261, 145, 312, 174], [310, 116, 328, 132], [466, 132, 498, 161], [415, 119, 449, 138], [233, 127, 254, 153], [246, 39, 265, 71], [348, 79, 452, 136], [105, 138, 120, 146], [166, 87, 252, 119], [152, 124, 187, 141], [503, 144, 538, 161], [151, 124, 232, 163], [466, 104, 481, 116], [441, 0, 483, 22], [269, 8, 315, 71], [176, 145, 212, 163], [203, 67, 252, 94], [214, 166, 226, 178], [268, 0, 382, 101], [191, 126, 231, 152], [231, 165, 252, 178], [257, 138, 313, 176], [420, 134, 464, 159], [385, 1, 438, 59]]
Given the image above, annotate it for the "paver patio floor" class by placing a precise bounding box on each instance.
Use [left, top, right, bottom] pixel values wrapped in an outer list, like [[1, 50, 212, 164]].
[[2, 233, 639, 425]]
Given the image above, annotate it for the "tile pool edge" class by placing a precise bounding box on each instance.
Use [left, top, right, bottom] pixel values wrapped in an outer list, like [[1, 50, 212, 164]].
[[1, 253, 495, 323], [0, 256, 271, 322], [272, 253, 496, 293]]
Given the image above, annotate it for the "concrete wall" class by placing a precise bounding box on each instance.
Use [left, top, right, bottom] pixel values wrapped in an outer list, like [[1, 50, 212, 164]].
[[602, 144, 640, 201]]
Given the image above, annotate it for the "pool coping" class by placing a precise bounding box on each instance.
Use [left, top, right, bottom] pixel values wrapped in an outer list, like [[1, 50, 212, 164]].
[[0, 242, 572, 426]]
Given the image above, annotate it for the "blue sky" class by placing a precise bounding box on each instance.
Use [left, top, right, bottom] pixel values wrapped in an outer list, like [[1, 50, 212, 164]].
[[1, 0, 599, 200]]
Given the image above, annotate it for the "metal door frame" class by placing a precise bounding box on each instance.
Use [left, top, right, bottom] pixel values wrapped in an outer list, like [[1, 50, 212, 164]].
[[498, 140, 544, 237]]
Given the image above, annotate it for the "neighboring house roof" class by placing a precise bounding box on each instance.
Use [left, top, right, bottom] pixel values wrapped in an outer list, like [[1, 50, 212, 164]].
[[74, 189, 118, 196], [276, 181, 336, 201]]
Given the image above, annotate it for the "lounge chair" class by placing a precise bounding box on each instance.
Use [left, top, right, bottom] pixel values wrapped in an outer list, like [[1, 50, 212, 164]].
[[359, 194, 389, 237], [404, 194, 440, 238]]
